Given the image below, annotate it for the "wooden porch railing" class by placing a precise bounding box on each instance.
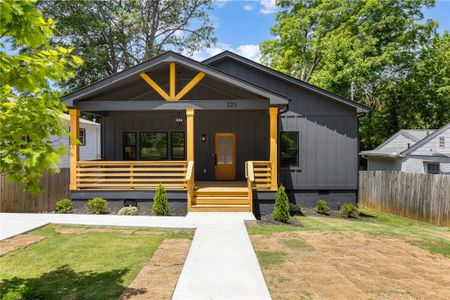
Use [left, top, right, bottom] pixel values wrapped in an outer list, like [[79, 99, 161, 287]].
[[185, 161, 194, 210], [74, 161, 189, 190], [247, 161, 273, 190]]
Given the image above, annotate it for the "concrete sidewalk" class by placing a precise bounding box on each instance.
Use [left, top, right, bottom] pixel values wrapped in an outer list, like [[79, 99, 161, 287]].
[[174, 212, 271, 300], [0, 213, 189, 240]]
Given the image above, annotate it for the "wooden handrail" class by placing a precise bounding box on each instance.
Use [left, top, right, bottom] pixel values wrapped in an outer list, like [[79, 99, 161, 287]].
[[185, 161, 194, 211], [245, 161, 255, 212], [246, 161, 272, 190]]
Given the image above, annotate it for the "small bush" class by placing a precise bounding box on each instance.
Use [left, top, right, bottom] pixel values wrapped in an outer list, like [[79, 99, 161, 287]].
[[86, 197, 108, 214], [118, 206, 139, 215], [55, 198, 72, 214], [289, 203, 302, 215], [340, 203, 359, 218], [152, 184, 169, 216], [315, 199, 330, 215], [272, 185, 290, 223]]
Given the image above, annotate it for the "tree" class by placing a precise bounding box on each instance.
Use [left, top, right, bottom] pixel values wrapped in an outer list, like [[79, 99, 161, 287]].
[[152, 184, 169, 216], [39, 0, 216, 90], [272, 185, 290, 223], [0, 0, 82, 193], [260, 0, 446, 150]]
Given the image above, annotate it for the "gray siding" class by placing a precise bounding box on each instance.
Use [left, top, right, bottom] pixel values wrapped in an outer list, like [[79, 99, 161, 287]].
[[195, 110, 269, 180], [210, 59, 358, 190]]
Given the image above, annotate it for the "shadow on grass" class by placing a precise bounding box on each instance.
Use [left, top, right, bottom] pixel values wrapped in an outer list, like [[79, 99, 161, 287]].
[[0, 265, 144, 299], [359, 211, 376, 219]]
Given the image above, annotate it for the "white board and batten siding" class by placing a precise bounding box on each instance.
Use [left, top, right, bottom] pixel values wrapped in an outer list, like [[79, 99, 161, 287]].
[[56, 114, 101, 168]]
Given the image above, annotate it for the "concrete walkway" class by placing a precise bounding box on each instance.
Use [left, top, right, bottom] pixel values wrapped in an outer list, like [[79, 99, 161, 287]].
[[0, 213, 189, 240], [174, 212, 271, 300], [0, 212, 271, 299]]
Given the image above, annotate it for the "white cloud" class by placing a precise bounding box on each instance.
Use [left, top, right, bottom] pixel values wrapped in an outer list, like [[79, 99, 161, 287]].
[[188, 43, 261, 62], [215, 0, 231, 7], [243, 4, 254, 11], [235, 44, 261, 62], [259, 0, 277, 14]]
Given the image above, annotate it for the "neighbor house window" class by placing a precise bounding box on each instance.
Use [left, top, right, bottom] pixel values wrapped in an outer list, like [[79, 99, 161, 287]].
[[280, 131, 299, 167], [427, 162, 440, 174], [123, 132, 136, 160], [79, 128, 86, 146], [140, 132, 168, 160], [171, 132, 185, 160], [439, 136, 445, 148]]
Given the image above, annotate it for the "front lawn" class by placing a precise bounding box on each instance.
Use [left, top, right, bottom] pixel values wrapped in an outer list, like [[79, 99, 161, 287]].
[[0, 225, 192, 300], [248, 208, 450, 299]]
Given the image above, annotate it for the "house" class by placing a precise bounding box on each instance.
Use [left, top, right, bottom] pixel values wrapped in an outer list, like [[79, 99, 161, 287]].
[[62, 51, 369, 213], [360, 123, 450, 174], [56, 114, 101, 168]]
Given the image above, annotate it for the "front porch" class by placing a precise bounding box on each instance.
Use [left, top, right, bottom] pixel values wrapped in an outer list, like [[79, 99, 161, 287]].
[[66, 54, 286, 212]]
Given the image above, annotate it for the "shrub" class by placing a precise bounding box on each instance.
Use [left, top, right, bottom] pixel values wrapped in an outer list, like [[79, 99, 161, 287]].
[[86, 197, 108, 214], [118, 206, 139, 215], [340, 203, 359, 218], [289, 203, 302, 215], [55, 198, 72, 214], [152, 184, 169, 216], [272, 185, 290, 223], [315, 199, 330, 215]]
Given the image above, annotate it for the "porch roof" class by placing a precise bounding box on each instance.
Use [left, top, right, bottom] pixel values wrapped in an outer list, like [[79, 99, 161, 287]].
[[62, 51, 289, 107]]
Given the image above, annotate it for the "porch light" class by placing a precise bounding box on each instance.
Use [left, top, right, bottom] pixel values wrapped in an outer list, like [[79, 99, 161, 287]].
[[176, 117, 183, 124], [201, 134, 206, 142]]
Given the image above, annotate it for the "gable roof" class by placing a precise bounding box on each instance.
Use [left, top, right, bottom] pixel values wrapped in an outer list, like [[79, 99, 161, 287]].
[[62, 51, 289, 106], [360, 125, 449, 158], [203, 51, 370, 113], [400, 123, 450, 156]]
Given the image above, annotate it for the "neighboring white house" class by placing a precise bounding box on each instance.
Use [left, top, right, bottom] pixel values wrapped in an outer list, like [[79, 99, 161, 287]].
[[360, 123, 450, 174], [56, 114, 101, 168]]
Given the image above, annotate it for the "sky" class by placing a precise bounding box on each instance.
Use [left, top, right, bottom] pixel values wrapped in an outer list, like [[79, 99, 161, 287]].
[[190, 0, 450, 62]]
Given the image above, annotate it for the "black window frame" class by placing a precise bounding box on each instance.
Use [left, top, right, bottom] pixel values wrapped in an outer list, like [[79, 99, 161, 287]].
[[426, 162, 440, 174], [123, 132, 137, 160], [171, 132, 186, 160], [140, 132, 168, 160], [280, 131, 300, 168], [79, 128, 86, 146]]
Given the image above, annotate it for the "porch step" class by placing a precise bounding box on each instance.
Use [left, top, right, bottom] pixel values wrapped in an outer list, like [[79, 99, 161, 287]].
[[189, 204, 251, 212], [190, 183, 252, 212], [193, 196, 249, 205]]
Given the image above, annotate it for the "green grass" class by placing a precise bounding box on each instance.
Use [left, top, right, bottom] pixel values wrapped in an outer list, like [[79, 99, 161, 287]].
[[248, 208, 450, 257], [0, 225, 193, 300], [255, 251, 288, 267], [282, 238, 315, 251]]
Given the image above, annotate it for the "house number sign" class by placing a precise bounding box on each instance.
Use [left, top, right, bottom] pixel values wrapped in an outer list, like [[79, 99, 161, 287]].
[[226, 101, 238, 108]]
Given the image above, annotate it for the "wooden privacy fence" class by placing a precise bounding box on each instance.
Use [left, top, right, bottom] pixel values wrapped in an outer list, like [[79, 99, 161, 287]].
[[0, 169, 70, 213], [359, 171, 450, 226]]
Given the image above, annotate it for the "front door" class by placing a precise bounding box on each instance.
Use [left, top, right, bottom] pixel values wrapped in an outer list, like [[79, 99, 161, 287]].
[[214, 133, 236, 180]]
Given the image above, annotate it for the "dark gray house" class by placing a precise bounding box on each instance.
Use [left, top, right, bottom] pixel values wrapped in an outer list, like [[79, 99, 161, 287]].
[[63, 51, 369, 214]]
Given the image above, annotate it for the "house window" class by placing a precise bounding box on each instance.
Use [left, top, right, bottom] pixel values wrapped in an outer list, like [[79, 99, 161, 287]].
[[79, 128, 86, 146], [171, 132, 185, 160], [123, 132, 137, 160], [140, 132, 168, 160], [439, 136, 445, 148], [427, 162, 440, 174], [280, 131, 299, 167]]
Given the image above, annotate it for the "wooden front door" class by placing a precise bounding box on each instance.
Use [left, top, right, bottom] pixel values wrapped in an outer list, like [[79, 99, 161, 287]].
[[214, 133, 236, 180]]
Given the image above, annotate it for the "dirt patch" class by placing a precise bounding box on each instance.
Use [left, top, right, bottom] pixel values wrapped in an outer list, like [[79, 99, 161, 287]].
[[120, 238, 191, 300], [0, 235, 45, 256], [55, 227, 166, 235], [251, 231, 450, 300]]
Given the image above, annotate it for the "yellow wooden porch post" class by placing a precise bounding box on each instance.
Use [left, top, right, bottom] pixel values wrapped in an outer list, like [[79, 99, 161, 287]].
[[269, 107, 278, 190], [69, 109, 80, 190], [186, 108, 195, 161]]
